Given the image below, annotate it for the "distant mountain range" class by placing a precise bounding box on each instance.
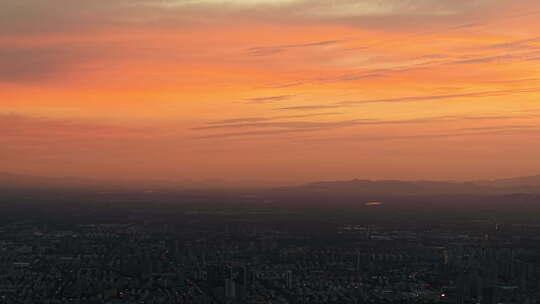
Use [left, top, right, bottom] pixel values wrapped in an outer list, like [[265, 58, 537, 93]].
[[1, 172, 540, 195], [278, 176, 540, 196], [476, 175, 540, 188], [0, 172, 284, 191]]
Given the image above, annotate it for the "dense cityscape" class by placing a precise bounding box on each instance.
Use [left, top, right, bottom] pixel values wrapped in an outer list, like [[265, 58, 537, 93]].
[[1, 186, 540, 304]]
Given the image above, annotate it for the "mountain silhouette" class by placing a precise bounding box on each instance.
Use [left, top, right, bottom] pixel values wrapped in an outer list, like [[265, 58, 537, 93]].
[[278, 176, 540, 196], [1, 172, 540, 194]]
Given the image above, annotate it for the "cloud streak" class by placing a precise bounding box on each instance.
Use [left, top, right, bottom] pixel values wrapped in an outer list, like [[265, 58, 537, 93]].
[[276, 105, 343, 111], [248, 40, 346, 56], [246, 95, 293, 102], [206, 112, 342, 125], [195, 114, 540, 139], [340, 88, 540, 105], [0, 114, 143, 136]]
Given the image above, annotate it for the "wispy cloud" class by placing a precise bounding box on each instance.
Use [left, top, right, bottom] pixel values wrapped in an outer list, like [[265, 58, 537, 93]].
[[451, 22, 480, 29], [455, 125, 537, 131], [196, 128, 320, 139], [490, 36, 540, 49], [195, 114, 540, 139], [276, 105, 343, 111], [314, 73, 382, 83], [248, 40, 347, 56], [340, 88, 540, 105], [304, 125, 540, 143], [0, 113, 147, 139], [206, 112, 342, 125], [196, 117, 439, 135], [452, 54, 515, 65], [246, 95, 293, 102], [481, 78, 540, 84], [352, 129, 540, 142], [193, 119, 371, 131], [199, 125, 520, 141]]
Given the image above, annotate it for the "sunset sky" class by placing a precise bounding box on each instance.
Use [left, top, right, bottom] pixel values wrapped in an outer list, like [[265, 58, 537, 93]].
[[2, 0, 540, 183]]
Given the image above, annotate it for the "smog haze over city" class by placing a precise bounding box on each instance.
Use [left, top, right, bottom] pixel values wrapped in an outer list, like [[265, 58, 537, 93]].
[[2, 1, 540, 303]]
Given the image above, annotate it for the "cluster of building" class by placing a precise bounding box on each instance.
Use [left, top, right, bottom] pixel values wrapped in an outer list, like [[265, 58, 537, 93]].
[[1, 220, 540, 303]]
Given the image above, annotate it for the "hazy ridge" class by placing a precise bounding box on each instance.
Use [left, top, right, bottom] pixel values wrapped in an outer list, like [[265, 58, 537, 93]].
[[1, 172, 540, 195]]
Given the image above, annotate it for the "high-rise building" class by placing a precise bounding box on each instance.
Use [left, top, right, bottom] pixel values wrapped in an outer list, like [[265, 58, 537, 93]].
[[225, 278, 236, 299], [481, 286, 497, 304], [456, 271, 466, 304], [177, 267, 186, 287], [207, 265, 222, 287], [285, 270, 293, 289], [237, 265, 247, 289]]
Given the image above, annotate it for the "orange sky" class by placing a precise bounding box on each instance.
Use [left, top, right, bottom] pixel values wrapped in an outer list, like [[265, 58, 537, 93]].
[[2, 0, 540, 183]]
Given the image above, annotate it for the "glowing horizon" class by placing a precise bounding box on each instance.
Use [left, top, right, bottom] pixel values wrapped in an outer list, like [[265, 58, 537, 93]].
[[2, 0, 540, 183]]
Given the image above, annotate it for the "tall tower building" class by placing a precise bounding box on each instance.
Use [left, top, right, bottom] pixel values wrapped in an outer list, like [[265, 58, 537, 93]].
[[285, 270, 293, 289]]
